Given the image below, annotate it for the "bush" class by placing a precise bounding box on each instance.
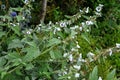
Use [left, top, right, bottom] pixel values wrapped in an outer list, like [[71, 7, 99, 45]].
[[0, 0, 120, 80]]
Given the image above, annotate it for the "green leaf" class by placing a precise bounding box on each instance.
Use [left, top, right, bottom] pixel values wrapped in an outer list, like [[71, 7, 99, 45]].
[[16, 15, 23, 22], [89, 66, 98, 80], [25, 76, 30, 80], [81, 33, 90, 44], [25, 41, 37, 47], [25, 63, 34, 70], [1, 71, 7, 79], [8, 39, 23, 49], [22, 46, 40, 62], [47, 38, 61, 47], [10, 7, 23, 11], [0, 57, 6, 67], [70, 30, 77, 38], [49, 50, 55, 59], [5, 52, 22, 66], [106, 69, 116, 80], [11, 25, 21, 36], [0, 32, 5, 38]]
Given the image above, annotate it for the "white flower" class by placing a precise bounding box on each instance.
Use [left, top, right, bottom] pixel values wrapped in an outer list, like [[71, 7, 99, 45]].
[[26, 31, 31, 34], [63, 71, 67, 75], [60, 22, 66, 27], [95, 12, 102, 16], [99, 4, 104, 7], [96, 4, 104, 12], [63, 53, 69, 57], [13, 24, 16, 26], [49, 21, 52, 25], [79, 9, 83, 13], [96, 6, 102, 12], [109, 49, 112, 56], [53, 28, 57, 34], [86, 21, 94, 25], [87, 52, 95, 62], [56, 27, 61, 31], [87, 52, 95, 57], [75, 73, 80, 78], [69, 54, 73, 61], [73, 65, 81, 70], [17, 23, 19, 25], [78, 54, 86, 62], [116, 43, 120, 48], [86, 29, 89, 32], [81, 22, 85, 27], [24, 0, 29, 4], [75, 25, 79, 28], [22, 17, 25, 20], [98, 76, 102, 80], [85, 7, 89, 13], [68, 76, 71, 79], [70, 27, 76, 30], [79, 27, 82, 31], [76, 44, 80, 48], [71, 48, 76, 51], [37, 27, 41, 30]]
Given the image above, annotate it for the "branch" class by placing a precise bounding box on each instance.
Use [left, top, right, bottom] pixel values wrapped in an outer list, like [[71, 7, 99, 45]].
[[40, 0, 47, 23]]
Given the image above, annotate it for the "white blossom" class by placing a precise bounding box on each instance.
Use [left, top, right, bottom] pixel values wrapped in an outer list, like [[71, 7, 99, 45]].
[[69, 54, 73, 61], [26, 31, 31, 34], [56, 27, 61, 31], [86, 29, 89, 32], [13, 24, 16, 26], [68, 76, 71, 79], [71, 48, 76, 51], [53, 30, 56, 34], [96, 6, 102, 12], [87, 52, 95, 57], [109, 49, 112, 56], [75, 73, 80, 78], [87, 52, 95, 62], [37, 27, 41, 31], [79, 9, 83, 13], [24, 0, 29, 4], [63, 71, 67, 75], [95, 12, 102, 16], [99, 4, 104, 7], [86, 21, 94, 25], [76, 44, 80, 48], [79, 27, 83, 31], [96, 4, 104, 12], [63, 53, 69, 57], [60, 22, 66, 27], [73, 65, 81, 70], [98, 76, 102, 80], [78, 54, 86, 62], [85, 7, 89, 13], [22, 17, 25, 20], [116, 43, 120, 48], [75, 25, 79, 28], [81, 22, 85, 27]]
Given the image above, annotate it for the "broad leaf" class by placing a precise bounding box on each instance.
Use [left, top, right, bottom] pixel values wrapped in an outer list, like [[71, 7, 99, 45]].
[[106, 69, 116, 80], [8, 39, 23, 49], [22, 46, 40, 62], [89, 66, 98, 80], [11, 25, 21, 36], [47, 38, 61, 47], [0, 32, 5, 38]]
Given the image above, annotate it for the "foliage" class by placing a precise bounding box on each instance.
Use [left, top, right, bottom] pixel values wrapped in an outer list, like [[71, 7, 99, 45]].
[[0, 0, 120, 80]]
